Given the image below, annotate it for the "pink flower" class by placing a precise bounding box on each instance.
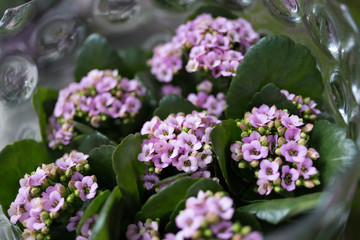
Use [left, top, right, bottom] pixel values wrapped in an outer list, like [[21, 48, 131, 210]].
[[258, 159, 280, 181], [66, 210, 83, 232], [279, 141, 307, 163], [257, 179, 273, 195], [297, 158, 318, 179], [281, 165, 300, 191], [242, 140, 268, 162], [42, 191, 64, 212], [176, 155, 199, 172], [175, 208, 204, 238], [75, 176, 98, 201]]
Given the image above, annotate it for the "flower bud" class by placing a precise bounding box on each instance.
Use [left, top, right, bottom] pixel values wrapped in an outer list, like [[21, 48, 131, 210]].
[[75, 164, 84, 172], [241, 226, 251, 236], [293, 95, 301, 103], [74, 189, 80, 197], [296, 179, 302, 186], [41, 211, 49, 220], [274, 186, 282, 193], [296, 103, 302, 110], [206, 212, 220, 223], [192, 230, 202, 239], [250, 160, 259, 168], [273, 178, 281, 186], [274, 157, 282, 166], [297, 139, 306, 145], [309, 114, 317, 121], [66, 194, 75, 203], [277, 137, 286, 147], [68, 181, 76, 191], [241, 132, 248, 138], [275, 148, 281, 156], [204, 229, 212, 238], [300, 132, 307, 139], [302, 123, 314, 133], [90, 116, 101, 128], [277, 127, 285, 136], [303, 108, 311, 115], [259, 136, 268, 146], [45, 219, 52, 226], [49, 211, 59, 219], [274, 120, 281, 128], [313, 179, 321, 186], [31, 187, 40, 196], [44, 235, 51, 240], [232, 222, 242, 233], [65, 168, 73, 178], [238, 161, 247, 169], [237, 122, 248, 131], [304, 180, 315, 188], [267, 121, 275, 129], [155, 167, 162, 174], [306, 148, 320, 160], [232, 233, 243, 240], [41, 227, 50, 235], [36, 233, 44, 240], [258, 127, 265, 135], [84, 163, 91, 172]]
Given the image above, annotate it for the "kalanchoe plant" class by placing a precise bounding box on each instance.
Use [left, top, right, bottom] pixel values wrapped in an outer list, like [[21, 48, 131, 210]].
[[71, 213, 98, 240], [138, 111, 221, 190], [47, 69, 147, 149], [127, 190, 263, 240], [8, 151, 99, 240], [229, 103, 321, 196], [149, 13, 259, 83]]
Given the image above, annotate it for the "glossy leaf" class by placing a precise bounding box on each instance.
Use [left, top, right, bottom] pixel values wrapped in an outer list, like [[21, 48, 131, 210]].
[[185, 178, 223, 197], [112, 134, 146, 215], [74, 33, 124, 82], [138, 178, 198, 224], [90, 187, 124, 240], [248, 83, 298, 115], [226, 35, 324, 119], [78, 132, 116, 154], [153, 94, 198, 120], [88, 145, 117, 189], [239, 192, 321, 224], [32, 87, 58, 143], [118, 47, 150, 78], [77, 190, 111, 235], [210, 119, 249, 196], [0, 140, 51, 213], [310, 120, 357, 184]]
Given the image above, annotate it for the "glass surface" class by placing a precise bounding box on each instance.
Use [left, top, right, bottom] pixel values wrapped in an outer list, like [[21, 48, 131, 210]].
[[0, 0, 359, 239]]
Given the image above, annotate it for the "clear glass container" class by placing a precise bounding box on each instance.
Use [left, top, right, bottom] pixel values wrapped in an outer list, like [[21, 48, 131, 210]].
[[0, 0, 359, 239]]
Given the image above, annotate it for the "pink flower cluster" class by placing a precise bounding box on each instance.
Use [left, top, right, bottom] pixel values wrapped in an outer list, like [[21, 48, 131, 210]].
[[138, 111, 221, 189], [187, 80, 226, 117], [47, 69, 146, 149], [8, 151, 98, 240], [126, 219, 160, 240], [165, 190, 263, 240], [149, 14, 259, 82], [281, 89, 321, 120], [230, 104, 321, 195]]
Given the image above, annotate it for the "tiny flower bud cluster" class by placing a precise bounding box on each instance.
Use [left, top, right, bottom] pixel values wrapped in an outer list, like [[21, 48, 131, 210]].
[[149, 14, 259, 82], [187, 80, 226, 117], [280, 89, 321, 121], [165, 190, 263, 240], [8, 151, 98, 240], [229, 104, 321, 196], [138, 111, 221, 189], [126, 219, 160, 240], [47, 69, 146, 149]]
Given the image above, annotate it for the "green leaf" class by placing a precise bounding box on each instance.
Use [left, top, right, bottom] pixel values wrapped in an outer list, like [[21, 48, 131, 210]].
[[0, 140, 51, 213], [164, 199, 186, 233], [89, 145, 117, 189], [185, 178, 223, 197], [151, 172, 192, 190], [118, 47, 150, 78], [112, 134, 146, 215], [74, 33, 124, 82], [226, 35, 324, 119], [77, 190, 111, 235], [233, 210, 261, 231], [310, 120, 357, 184], [210, 119, 249, 196], [138, 178, 198, 224], [78, 132, 116, 154], [248, 83, 298, 115], [187, 4, 238, 20], [153, 94, 198, 120], [90, 187, 124, 240], [135, 71, 162, 104], [68, 120, 96, 135], [32, 87, 58, 143], [239, 192, 321, 224]]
